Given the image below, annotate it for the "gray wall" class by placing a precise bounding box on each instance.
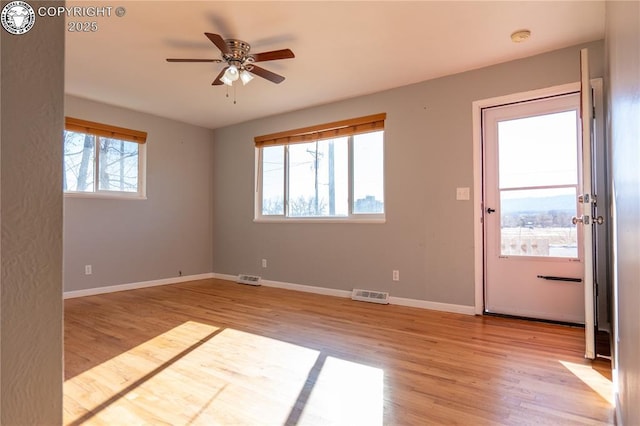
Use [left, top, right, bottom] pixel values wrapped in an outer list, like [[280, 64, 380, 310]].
[[605, 2, 640, 424], [212, 41, 604, 306], [0, 4, 64, 423], [64, 96, 215, 292]]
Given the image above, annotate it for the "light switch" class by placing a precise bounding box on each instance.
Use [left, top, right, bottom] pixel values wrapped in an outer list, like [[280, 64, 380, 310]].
[[456, 187, 470, 201]]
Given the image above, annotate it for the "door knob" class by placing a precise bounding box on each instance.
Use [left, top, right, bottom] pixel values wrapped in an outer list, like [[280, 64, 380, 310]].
[[487, 208, 496, 214], [595, 216, 605, 225], [572, 215, 591, 225]]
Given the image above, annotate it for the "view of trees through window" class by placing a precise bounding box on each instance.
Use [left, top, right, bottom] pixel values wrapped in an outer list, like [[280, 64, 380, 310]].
[[64, 131, 139, 194], [261, 131, 384, 218]]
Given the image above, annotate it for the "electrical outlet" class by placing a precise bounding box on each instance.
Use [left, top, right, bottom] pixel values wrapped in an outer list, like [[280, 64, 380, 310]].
[[456, 187, 470, 201], [85, 265, 92, 275], [261, 259, 267, 268], [392, 270, 400, 281]]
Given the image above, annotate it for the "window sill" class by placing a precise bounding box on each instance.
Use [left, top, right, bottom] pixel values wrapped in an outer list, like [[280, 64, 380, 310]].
[[254, 217, 386, 224], [64, 192, 147, 200]]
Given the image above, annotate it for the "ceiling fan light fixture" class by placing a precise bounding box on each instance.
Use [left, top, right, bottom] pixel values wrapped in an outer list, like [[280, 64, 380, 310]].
[[222, 65, 239, 86], [240, 70, 254, 85], [220, 75, 233, 86]]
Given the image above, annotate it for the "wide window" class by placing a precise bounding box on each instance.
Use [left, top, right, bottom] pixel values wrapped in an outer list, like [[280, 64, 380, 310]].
[[255, 113, 385, 221], [64, 117, 147, 198]]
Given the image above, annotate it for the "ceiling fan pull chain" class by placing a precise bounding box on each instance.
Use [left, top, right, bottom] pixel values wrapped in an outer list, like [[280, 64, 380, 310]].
[[233, 84, 237, 105]]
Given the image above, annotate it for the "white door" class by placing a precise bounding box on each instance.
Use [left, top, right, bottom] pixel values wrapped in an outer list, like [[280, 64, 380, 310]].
[[483, 92, 586, 323]]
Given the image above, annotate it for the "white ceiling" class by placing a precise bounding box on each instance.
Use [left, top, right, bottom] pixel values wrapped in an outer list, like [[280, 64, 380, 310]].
[[65, 1, 605, 130]]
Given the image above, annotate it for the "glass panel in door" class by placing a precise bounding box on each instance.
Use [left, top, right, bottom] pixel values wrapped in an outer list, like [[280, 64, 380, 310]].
[[497, 110, 580, 259]]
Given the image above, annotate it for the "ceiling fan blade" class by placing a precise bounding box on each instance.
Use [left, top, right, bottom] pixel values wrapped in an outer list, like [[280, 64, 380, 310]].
[[212, 66, 229, 85], [205, 32, 230, 55], [166, 58, 221, 62], [251, 49, 295, 62], [249, 65, 286, 84]]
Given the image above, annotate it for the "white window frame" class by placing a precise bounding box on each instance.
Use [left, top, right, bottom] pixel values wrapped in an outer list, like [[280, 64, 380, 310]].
[[254, 132, 385, 223], [63, 130, 147, 200]]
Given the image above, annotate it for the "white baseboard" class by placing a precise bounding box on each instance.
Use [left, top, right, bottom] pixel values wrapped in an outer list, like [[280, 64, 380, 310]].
[[615, 390, 622, 426], [65, 272, 475, 316], [212, 273, 474, 315], [389, 296, 476, 315], [63, 273, 215, 299]]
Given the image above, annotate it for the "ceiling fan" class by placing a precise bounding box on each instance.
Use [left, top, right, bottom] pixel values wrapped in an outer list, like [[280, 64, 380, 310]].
[[166, 33, 295, 86]]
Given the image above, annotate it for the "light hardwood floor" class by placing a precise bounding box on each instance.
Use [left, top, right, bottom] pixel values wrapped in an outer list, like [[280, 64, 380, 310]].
[[64, 278, 614, 425]]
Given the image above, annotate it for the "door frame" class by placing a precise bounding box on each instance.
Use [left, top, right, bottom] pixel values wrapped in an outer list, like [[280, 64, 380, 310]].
[[472, 82, 582, 315]]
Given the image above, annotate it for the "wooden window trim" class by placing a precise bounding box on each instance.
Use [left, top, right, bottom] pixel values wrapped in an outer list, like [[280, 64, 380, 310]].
[[254, 113, 386, 148], [65, 117, 147, 144]]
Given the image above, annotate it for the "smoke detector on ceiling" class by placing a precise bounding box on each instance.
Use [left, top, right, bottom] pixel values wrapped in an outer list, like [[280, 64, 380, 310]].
[[511, 29, 531, 43]]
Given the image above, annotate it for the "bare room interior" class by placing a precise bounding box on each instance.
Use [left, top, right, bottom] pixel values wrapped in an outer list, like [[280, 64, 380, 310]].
[[1, 1, 638, 425]]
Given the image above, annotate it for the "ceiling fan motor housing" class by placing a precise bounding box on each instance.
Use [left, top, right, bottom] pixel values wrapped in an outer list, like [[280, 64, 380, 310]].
[[223, 39, 254, 69]]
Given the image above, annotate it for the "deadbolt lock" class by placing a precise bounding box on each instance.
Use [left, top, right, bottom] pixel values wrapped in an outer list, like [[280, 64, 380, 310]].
[[578, 194, 596, 204]]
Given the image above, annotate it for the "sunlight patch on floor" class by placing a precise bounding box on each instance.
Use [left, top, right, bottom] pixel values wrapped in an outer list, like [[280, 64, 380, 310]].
[[297, 356, 384, 426], [64, 321, 221, 424], [560, 360, 614, 406], [65, 322, 383, 425]]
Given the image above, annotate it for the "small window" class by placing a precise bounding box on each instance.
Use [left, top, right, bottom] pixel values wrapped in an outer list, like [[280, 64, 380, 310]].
[[255, 113, 385, 221], [64, 117, 147, 198]]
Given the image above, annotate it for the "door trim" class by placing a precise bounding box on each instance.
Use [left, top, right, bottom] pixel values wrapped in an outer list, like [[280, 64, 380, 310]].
[[472, 82, 581, 315]]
